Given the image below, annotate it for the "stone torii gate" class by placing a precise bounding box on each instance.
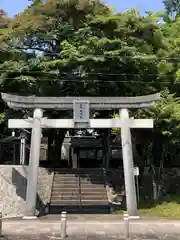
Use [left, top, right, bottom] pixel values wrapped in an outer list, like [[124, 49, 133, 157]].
[[1, 93, 160, 218]]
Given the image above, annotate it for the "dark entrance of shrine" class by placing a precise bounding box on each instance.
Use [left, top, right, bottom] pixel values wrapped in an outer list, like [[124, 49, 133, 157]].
[[66, 136, 103, 169], [77, 147, 103, 168], [65, 135, 123, 169]]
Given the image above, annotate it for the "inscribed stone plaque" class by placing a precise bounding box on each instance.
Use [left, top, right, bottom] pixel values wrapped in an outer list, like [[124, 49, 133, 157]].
[[73, 100, 89, 123]]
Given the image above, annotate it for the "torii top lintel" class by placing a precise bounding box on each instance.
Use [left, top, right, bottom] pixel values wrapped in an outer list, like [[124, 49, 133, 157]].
[[1, 93, 160, 110]]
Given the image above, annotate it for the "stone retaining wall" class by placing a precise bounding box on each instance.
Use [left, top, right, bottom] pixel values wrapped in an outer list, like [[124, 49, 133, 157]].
[[0, 165, 54, 218]]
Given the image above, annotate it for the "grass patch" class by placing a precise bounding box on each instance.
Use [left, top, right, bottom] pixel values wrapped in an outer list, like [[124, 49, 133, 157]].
[[116, 195, 180, 219], [139, 202, 180, 219]]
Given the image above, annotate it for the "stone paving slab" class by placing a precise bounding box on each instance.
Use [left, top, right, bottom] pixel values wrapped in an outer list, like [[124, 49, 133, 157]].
[[2, 215, 180, 240], [0, 235, 165, 240], [2, 219, 180, 239], [1, 234, 180, 240]]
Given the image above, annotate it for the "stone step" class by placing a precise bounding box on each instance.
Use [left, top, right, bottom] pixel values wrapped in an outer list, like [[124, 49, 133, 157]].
[[51, 197, 108, 202], [52, 184, 106, 188], [50, 199, 108, 205], [53, 176, 104, 181], [49, 205, 110, 214], [54, 168, 102, 171], [53, 176, 103, 181], [53, 184, 105, 187], [54, 174, 78, 178], [53, 175, 103, 178], [51, 197, 79, 201], [80, 183, 105, 186], [51, 194, 107, 200], [54, 178, 104, 181], [52, 186, 106, 193], [52, 185, 106, 189], [52, 189, 105, 194], [51, 188, 107, 193], [53, 182, 104, 188], [54, 171, 103, 173], [52, 183, 78, 186], [52, 191, 107, 196], [51, 197, 107, 202], [51, 193, 107, 198], [52, 188, 105, 192], [53, 182, 105, 186], [54, 178, 103, 181], [54, 174, 103, 177], [51, 190, 106, 195], [54, 171, 103, 176]]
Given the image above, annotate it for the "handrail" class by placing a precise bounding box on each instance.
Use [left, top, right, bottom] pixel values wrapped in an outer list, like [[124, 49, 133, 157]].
[[102, 167, 108, 187], [78, 173, 82, 208]]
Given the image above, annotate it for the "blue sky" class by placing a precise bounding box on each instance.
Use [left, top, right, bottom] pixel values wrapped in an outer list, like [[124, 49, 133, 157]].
[[1, 0, 164, 16]]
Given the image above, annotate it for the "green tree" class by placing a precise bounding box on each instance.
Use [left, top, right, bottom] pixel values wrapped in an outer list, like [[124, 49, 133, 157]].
[[0, 0, 112, 160], [163, 0, 180, 19], [0, 2, 177, 166]]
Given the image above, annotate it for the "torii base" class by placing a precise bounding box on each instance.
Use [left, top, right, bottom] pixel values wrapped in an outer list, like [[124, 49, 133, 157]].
[[22, 216, 37, 220], [129, 216, 140, 219]]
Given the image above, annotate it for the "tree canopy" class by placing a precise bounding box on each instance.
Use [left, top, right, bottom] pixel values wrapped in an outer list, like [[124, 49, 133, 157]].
[[1, 0, 180, 166], [163, 0, 180, 19]]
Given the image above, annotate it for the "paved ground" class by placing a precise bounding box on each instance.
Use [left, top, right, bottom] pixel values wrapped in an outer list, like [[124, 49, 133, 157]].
[[2, 215, 180, 239]]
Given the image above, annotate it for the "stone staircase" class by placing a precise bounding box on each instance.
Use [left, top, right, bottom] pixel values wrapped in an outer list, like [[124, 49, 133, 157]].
[[49, 168, 109, 213]]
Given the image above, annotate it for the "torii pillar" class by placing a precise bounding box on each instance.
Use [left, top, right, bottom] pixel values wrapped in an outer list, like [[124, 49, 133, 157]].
[[120, 108, 137, 217], [25, 108, 43, 218]]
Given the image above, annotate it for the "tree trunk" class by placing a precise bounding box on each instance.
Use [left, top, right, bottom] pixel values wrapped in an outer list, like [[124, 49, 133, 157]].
[[152, 166, 162, 201]]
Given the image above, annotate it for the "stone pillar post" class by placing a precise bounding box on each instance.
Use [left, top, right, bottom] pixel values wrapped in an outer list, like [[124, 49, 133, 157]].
[[120, 108, 138, 217], [24, 108, 43, 218]]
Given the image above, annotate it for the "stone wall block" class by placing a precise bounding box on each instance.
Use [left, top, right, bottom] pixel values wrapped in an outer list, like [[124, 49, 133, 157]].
[[0, 165, 53, 217]]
